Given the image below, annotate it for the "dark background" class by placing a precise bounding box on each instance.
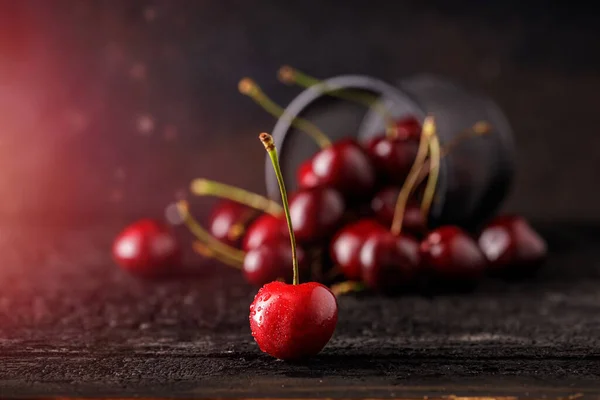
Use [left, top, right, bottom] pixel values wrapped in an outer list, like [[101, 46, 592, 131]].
[[1, 1, 600, 396], [1, 0, 599, 225]]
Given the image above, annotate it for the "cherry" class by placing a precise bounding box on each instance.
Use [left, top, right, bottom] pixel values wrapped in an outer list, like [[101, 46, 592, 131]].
[[302, 138, 376, 200], [250, 281, 338, 360], [478, 215, 547, 278], [330, 219, 387, 281], [392, 116, 422, 140], [250, 132, 338, 360], [207, 200, 256, 248], [365, 117, 421, 185], [243, 238, 309, 286], [288, 187, 345, 244], [296, 158, 319, 189], [113, 219, 180, 277], [242, 213, 284, 251], [420, 226, 487, 286], [359, 230, 421, 293], [366, 136, 419, 186], [371, 186, 427, 236]]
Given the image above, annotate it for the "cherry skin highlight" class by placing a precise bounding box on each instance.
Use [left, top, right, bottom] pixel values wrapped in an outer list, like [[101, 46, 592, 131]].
[[243, 239, 309, 286], [287, 187, 345, 244], [249, 281, 338, 360], [242, 213, 284, 251], [370, 187, 427, 236], [420, 226, 487, 285], [359, 231, 421, 293], [306, 138, 376, 199], [296, 158, 319, 189], [330, 219, 387, 281], [113, 219, 181, 277], [478, 215, 547, 278], [207, 200, 255, 248]]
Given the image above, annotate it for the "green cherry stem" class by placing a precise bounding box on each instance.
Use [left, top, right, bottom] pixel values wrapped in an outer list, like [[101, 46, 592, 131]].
[[420, 120, 441, 224], [278, 65, 398, 138], [190, 178, 283, 216], [239, 78, 331, 149], [260, 132, 299, 285]]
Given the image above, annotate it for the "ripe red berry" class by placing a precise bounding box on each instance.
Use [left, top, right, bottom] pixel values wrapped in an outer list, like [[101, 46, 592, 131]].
[[330, 219, 386, 281], [249, 281, 338, 360], [359, 231, 420, 292], [478, 215, 547, 278], [207, 200, 255, 248], [113, 219, 180, 276], [288, 187, 345, 244], [242, 213, 284, 251], [420, 226, 487, 284], [366, 136, 419, 185], [303, 139, 376, 200], [243, 239, 309, 286], [296, 158, 319, 189]]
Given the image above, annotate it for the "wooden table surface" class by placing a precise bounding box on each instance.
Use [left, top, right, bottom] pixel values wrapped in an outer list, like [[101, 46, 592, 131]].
[[0, 222, 599, 398]]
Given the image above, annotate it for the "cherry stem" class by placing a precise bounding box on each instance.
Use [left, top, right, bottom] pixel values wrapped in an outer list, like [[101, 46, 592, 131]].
[[390, 116, 435, 236], [192, 241, 242, 269], [176, 200, 246, 263], [440, 121, 492, 157], [260, 132, 299, 285], [414, 120, 492, 187], [420, 123, 441, 224], [191, 178, 283, 216], [278, 65, 398, 138], [239, 78, 331, 149]]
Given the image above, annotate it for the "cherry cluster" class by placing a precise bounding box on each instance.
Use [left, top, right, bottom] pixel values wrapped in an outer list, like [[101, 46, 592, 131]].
[[110, 67, 548, 361]]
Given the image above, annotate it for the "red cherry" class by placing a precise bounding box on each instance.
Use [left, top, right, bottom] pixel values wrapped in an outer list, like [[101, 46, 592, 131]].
[[330, 219, 387, 281], [296, 158, 319, 189], [366, 135, 419, 185], [420, 226, 487, 283], [243, 239, 309, 286], [478, 215, 547, 278], [242, 213, 284, 251], [249, 281, 338, 360], [113, 219, 180, 276], [288, 187, 345, 244], [359, 231, 420, 292], [305, 139, 376, 199], [392, 116, 422, 140], [371, 187, 426, 236], [207, 200, 255, 248]]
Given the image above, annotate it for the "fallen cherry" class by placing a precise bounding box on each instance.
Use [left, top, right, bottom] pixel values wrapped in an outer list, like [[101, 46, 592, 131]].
[[478, 215, 547, 278], [359, 230, 420, 293], [113, 219, 180, 277], [420, 225, 487, 288], [250, 281, 338, 360], [288, 187, 345, 244], [250, 132, 338, 360], [242, 213, 284, 251], [330, 219, 387, 281]]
